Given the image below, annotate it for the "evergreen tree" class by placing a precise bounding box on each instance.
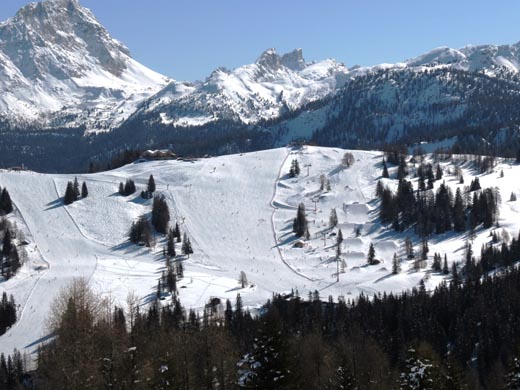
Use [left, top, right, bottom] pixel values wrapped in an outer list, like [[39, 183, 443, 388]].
[[293, 203, 308, 237], [238, 316, 290, 388], [405, 237, 415, 259], [166, 267, 177, 294], [174, 223, 181, 239], [435, 164, 443, 181], [382, 158, 389, 178], [392, 253, 400, 274], [400, 347, 439, 390], [453, 188, 466, 232], [505, 357, 520, 390], [336, 231, 343, 261], [342, 152, 355, 167], [128, 216, 152, 247], [375, 180, 384, 197], [469, 177, 481, 192], [328, 365, 357, 390], [397, 156, 408, 181], [329, 208, 338, 228], [289, 159, 301, 178], [182, 233, 193, 256], [166, 231, 176, 257], [0, 189, 13, 215], [120, 179, 136, 196], [442, 255, 449, 275], [147, 175, 156, 193], [63, 182, 76, 205], [432, 253, 442, 272], [73, 177, 80, 199], [151, 195, 170, 234], [81, 182, 88, 198], [367, 243, 376, 265], [294, 159, 300, 176], [320, 174, 327, 191]]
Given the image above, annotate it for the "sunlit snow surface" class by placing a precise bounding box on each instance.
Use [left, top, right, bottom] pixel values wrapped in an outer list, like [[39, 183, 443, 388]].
[[1, 146, 519, 359]]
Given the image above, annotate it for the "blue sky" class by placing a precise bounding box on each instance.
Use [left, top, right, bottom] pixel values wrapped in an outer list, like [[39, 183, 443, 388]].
[[2, 0, 520, 81]]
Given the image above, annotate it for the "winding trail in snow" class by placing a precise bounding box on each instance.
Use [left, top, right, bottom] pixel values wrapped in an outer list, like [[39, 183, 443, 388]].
[[270, 148, 316, 282]]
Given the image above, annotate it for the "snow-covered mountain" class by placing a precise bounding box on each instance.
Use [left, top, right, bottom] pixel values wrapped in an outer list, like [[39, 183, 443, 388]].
[[0, 0, 169, 131], [2, 0, 520, 170], [132, 48, 349, 128], [404, 42, 520, 73]]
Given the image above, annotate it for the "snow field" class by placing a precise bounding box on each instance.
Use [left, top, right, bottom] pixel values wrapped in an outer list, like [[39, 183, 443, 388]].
[[2, 147, 520, 358]]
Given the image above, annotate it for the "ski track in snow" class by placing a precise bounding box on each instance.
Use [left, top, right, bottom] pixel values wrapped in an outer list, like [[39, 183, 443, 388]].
[[270, 148, 317, 282]]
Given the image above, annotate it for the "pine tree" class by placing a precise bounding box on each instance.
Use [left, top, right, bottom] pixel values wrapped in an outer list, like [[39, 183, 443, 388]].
[[505, 357, 520, 390], [289, 159, 300, 177], [151, 195, 170, 234], [432, 253, 442, 272], [392, 253, 400, 274], [336, 232, 342, 260], [0, 188, 13, 215], [128, 216, 152, 247], [73, 177, 80, 199], [166, 267, 177, 293], [293, 203, 308, 237], [376, 180, 384, 197], [328, 365, 357, 390], [167, 231, 176, 257], [453, 188, 466, 232], [469, 177, 481, 192], [367, 243, 376, 265], [147, 174, 156, 193], [405, 237, 415, 259], [342, 152, 355, 167], [63, 181, 76, 205], [121, 179, 136, 196], [174, 223, 181, 239], [442, 254, 449, 275], [320, 174, 327, 191], [329, 208, 338, 228], [400, 347, 439, 390], [382, 158, 389, 178], [435, 164, 443, 181], [294, 159, 300, 176], [421, 239, 429, 261], [2, 229, 12, 257], [182, 233, 193, 256], [81, 182, 88, 198], [238, 316, 290, 388]]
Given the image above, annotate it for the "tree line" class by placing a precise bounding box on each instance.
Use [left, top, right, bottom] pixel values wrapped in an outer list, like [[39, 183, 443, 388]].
[[378, 176, 499, 236], [0, 292, 16, 337]]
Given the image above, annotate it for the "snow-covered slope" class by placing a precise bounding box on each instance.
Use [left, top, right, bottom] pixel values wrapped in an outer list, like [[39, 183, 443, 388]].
[[1, 146, 520, 357], [404, 42, 520, 74], [132, 48, 349, 127], [0, 0, 169, 131]]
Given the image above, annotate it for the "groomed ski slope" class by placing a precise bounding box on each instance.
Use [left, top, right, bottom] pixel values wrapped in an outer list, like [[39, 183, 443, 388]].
[[2, 146, 520, 357]]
